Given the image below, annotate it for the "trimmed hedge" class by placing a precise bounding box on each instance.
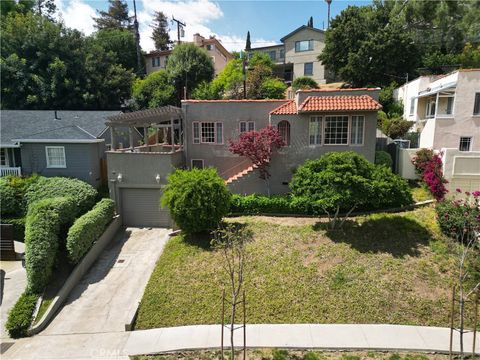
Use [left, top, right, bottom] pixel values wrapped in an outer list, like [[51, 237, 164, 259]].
[[161, 168, 231, 234], [25, 197, 77, 294], [66, 198, 115, 263], [0, 175, 40, 216], [5, 291, 39, 338], [375, 150, 393, 168], [230, 194, 323, 215], [25, 177, 97, 216], [2, 217, 26, 241]]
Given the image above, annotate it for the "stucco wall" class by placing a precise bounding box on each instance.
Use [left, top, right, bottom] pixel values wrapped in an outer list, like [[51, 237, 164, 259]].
[[398, 149, 419, 180], [432, 71, 480, 151], [283, 28, 326, 84], [20, 142, 104, 187]]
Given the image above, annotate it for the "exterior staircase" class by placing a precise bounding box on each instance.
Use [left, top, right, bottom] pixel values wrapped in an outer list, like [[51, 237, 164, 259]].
[[225, 164, 257, 185]]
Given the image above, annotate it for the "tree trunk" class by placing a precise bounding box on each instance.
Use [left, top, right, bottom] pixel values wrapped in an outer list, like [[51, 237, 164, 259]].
[[230, 292, 237, 360]]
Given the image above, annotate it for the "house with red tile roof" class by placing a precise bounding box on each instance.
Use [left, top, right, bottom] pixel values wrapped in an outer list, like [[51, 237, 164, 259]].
[[182, 88, 381, 194], [105, 88, 381, 226]]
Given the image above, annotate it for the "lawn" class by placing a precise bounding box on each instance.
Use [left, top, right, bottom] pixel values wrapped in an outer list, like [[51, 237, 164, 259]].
[[135, 206, 476, 329]]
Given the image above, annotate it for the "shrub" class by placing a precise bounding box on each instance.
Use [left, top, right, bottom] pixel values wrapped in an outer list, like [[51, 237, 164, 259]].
[[161, 168, 231, 234], [290, 152, 375, 213], [0, 175, 39, 216], [66, 198, 115, 263], [422, 153, 448, 201], [230, 194, 324, 215], [412, 148, 434, 176], [25, 177, 97, 215], [259, 78, 287, 99], [368, 166, 413, 209], [375, 150, 392, 168], [5, 291, 39, 338], [24, 197, 77, 293], [435, 190, 480, 241], [292, 76, 319, 91], [2, 217, 26, 241]]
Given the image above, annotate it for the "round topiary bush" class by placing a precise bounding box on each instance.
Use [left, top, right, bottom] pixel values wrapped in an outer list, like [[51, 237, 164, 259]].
[[24, 177, 97, 216], [161, 168, 231, 234], [375, 150, 393, 168]]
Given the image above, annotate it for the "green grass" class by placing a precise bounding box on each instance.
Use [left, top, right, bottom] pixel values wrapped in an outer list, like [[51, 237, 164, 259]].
[[135, 206, 475, 330], [131, 350, 448, 360], [410, 182, 432, 203]]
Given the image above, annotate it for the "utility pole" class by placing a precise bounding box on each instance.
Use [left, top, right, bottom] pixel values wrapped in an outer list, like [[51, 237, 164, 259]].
[[325, 0, 332, 28], [133, 0, 143, 75], [172, 17, 186, 44]]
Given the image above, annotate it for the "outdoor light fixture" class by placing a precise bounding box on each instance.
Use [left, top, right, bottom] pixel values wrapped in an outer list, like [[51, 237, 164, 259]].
[[117, 173, 123, 182], [155, 174, 161, 183]]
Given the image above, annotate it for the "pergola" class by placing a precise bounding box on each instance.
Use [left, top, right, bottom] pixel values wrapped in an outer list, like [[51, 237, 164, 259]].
[[106, 106, 183, 153]]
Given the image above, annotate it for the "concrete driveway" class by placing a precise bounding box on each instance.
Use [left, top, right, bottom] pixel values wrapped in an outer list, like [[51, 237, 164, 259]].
[[42, 227, 169, 335]]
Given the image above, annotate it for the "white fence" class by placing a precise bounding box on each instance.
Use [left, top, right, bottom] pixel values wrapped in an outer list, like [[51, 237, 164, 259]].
[[0, 167, 21, 177]]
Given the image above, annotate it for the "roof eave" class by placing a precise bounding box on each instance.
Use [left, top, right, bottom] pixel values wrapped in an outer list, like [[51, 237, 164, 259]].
[[13, 139, 105, 144]]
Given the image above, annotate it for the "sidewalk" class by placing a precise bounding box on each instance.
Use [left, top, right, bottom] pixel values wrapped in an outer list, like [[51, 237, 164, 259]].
[[3, 324, 479, 359]]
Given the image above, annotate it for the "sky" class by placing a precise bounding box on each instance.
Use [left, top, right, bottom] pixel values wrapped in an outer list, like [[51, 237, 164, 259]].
[[54, 0, 372, 52]]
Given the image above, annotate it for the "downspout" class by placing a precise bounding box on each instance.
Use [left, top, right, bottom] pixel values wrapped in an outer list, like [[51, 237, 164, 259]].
[[183, 103, 188, 169]]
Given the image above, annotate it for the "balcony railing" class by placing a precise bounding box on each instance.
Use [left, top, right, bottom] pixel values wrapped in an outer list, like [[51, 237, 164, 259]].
[[0, 167, 21, 177]]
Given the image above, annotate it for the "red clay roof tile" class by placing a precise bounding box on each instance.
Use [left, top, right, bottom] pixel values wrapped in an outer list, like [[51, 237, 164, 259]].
[[269, 100, 297, 115], [299, 95, 382, 112]]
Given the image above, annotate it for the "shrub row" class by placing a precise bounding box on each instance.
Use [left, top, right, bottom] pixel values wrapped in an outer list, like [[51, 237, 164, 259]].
[[5, 291, 39, 338], [2, 217, 26, 241], [25, 177, 97, 215], [0, 175, 40, 216], [230, 194, 324, 215], [66, 198, 115, 264], [25, 197, 77, 294]]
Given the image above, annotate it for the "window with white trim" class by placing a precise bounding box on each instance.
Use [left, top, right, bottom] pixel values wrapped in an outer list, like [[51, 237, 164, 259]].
[[474, 93, 480, 115], [409, 98, 415, 116], [446, 96, 454, 115], [191, 159, 204, 169], [45, 146, 66, 168], [193, 122, 223, 144], [459, 137, 472, 152], [278, 120, 291, 146], [309, 116, 322, 145], [324, 116, 348, 145], [0, 148, 8, 166], [193, 122, 200, 144], [295, 40, 313, 52], [239, 121, 255, 133], [350, 115, 364, 145]]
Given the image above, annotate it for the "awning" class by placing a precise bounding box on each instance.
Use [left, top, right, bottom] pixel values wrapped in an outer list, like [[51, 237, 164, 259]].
[[417, 81, 457, 98]]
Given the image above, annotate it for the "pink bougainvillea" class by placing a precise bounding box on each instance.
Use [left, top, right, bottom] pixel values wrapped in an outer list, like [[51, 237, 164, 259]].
[[229, 126, 285, 180], [422, 152, 448, 201]]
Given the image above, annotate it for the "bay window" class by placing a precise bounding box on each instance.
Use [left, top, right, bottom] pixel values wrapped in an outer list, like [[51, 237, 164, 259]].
[[350, 116, 364, 145]]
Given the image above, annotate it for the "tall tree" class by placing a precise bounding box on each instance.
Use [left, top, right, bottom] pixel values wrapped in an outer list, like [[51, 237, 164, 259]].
[[93, 28, 140, 72], [245, 31, 251, 51], [35, 0, 56, 20], [151, 11, 171, 51], [166, 43, 215, 102], [307, 16, 313, 27], [94, 0, 132, 31]]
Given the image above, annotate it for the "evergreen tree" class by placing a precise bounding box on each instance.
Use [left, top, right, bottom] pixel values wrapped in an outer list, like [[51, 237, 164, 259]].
[[307, 16, 313, 27], [245, 31, 251, 51], [94, 0, 132, 31], [151, 11, 172, 51], [36, 0, 56, 20]]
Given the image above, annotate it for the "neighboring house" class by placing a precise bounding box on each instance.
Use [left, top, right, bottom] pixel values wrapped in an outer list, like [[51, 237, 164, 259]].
[[250, 24, 326, 84], [0, 110, 141, 186], [394, 69, 480, 151], [106, 88, 381, 227], [145, 33, 234, 76]]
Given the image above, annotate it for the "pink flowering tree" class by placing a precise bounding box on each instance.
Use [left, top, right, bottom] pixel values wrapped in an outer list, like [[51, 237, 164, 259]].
[[228, 125, 285, 195], [436, 190, 480, 356], [421, 152, 448, 201]]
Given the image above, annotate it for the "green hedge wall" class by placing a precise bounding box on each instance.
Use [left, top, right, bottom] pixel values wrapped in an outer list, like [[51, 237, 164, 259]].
[[5, 291, 39, 338], [66, 198, 115, 264], [0, 175, 40, 217], [2, 217, 26, 242], [24, 197, 77, 294], [25, 177, 97, 215]]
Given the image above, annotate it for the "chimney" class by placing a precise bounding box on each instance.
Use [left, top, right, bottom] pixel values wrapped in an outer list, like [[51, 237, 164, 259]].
[[193, 33, 204, 45]]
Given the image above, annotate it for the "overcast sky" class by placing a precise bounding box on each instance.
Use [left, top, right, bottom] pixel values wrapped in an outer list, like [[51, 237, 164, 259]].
[[54, 0, 371, 52]]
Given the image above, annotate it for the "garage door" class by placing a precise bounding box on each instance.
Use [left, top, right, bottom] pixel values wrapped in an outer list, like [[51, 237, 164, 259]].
[[120, 188, 171, 227]]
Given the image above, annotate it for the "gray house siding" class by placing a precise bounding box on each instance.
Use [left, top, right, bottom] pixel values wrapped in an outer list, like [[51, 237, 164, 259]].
[[20, 142, 104, 187]]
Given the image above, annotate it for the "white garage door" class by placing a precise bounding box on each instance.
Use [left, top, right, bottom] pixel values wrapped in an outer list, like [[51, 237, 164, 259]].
[[120, 188, 171, 227]]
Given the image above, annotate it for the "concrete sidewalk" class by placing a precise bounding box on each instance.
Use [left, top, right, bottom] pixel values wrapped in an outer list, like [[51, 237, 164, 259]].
[[3, 324, 479, 359]]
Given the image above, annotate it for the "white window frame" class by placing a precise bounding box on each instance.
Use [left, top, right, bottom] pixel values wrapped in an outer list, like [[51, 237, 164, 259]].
[[192, 121, 223, 145], [45, 146, 66, 168], [350, 115, 365, 146], [459, 136, 472, 152], [309, 116, 322, 146], [324, 115, 349, 146], [304, 62, 313, 76], [426, 99, 436, 118], [409, 98, 415, 116], [473, 92, 480, 115], [191, 159, 204, 169], [239, 121, 255, 133], [295, 39, 314, 52]]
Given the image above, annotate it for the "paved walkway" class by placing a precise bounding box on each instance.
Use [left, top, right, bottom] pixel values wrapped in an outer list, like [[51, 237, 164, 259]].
[[1, 241, 27, 340], [3, 324, 479, 359]]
